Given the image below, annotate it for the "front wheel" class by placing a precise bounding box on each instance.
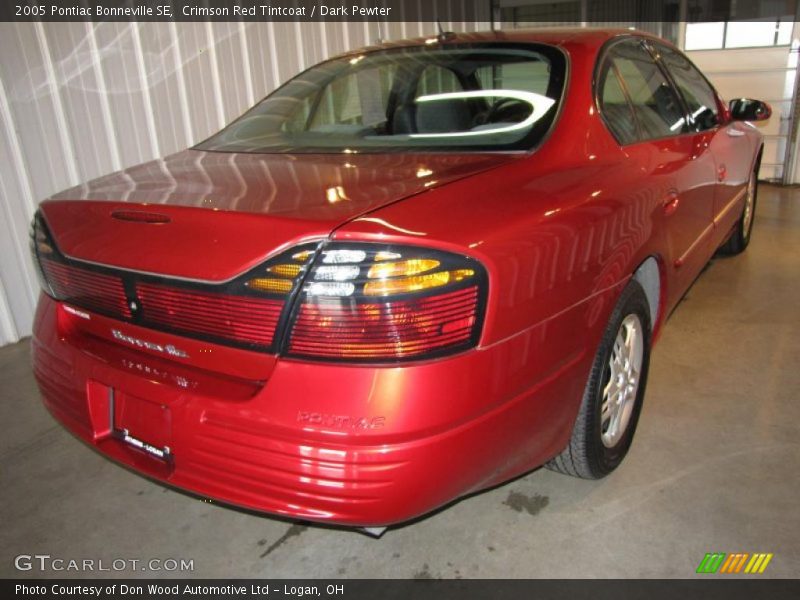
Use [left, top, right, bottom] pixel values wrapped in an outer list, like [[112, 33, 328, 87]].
[[718, 169, 757, 255], [547, 280, 652, 479]]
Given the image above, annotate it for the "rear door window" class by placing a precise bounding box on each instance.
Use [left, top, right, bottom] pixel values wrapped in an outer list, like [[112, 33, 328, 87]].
[[598, 61, 639, 145], [606, 40, 688, 140], [656, 44, 721, 131]]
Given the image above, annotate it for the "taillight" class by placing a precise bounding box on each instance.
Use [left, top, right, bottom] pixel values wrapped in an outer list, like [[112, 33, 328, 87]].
[[31, 211, 487, 362], [29, 210, 317, 352], [131, 246, 316, 350], [41, 260, 131, 318], [287, 244, 487, 362], [29, 212, 57, 298], [32, 217, 131, 318]]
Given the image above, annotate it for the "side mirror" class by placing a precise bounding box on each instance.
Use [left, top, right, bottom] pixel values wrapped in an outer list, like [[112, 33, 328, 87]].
[[729, 98, 772, 122]]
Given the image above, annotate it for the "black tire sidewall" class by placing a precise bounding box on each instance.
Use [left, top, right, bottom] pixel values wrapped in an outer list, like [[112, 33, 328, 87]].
[[741, 176, 758, 247], [720, 170, 758, 255], [585, 281, 652, 476]]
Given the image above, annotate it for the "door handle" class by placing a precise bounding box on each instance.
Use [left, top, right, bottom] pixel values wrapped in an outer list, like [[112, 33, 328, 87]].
[[727, 127, 745, 137], [663, 191, 680, 216]]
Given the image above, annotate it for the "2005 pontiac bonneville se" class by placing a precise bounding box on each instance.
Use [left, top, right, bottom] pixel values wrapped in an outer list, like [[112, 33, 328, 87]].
[[30, 29, 769, 528]]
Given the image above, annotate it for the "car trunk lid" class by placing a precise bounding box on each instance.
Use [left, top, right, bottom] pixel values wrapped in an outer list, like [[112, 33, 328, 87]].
[[40, 149, 519, 281]]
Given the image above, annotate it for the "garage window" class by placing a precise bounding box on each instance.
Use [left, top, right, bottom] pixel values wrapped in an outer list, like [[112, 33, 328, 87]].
[[685, 19, 793, 50]]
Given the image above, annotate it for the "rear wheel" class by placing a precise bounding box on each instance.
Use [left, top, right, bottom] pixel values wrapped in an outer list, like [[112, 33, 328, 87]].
[[547, 280, 652, 479], [718, 169, 757, 255]]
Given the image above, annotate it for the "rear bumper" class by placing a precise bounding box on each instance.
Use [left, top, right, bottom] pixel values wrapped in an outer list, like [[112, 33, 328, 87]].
[[31, 292, 603, 526]]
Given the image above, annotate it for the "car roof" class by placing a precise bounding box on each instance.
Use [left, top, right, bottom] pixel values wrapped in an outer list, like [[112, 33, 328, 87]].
[[335, 28, 662, 59]]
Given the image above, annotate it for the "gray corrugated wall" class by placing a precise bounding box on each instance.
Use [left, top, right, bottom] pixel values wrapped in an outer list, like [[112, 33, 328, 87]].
[[0, 17, 488, 346]]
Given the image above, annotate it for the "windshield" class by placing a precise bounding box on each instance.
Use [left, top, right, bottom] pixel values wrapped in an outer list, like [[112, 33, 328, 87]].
[[196, 43, 566, 153]]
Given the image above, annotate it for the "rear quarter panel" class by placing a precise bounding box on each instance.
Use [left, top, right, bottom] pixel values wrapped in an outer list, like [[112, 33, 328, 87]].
[[336, 37, 672, 349], [332, 38, 679, 462]]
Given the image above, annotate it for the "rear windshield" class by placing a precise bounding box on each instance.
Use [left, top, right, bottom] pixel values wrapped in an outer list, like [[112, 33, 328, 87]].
[[196, 43, 566, 153]]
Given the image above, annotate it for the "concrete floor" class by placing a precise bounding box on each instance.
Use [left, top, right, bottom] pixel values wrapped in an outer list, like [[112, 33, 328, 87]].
[[1, 184, 799, 579]]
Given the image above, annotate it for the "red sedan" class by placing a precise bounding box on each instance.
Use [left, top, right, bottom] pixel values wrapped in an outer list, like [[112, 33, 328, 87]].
[[30, 29, 767, 528]]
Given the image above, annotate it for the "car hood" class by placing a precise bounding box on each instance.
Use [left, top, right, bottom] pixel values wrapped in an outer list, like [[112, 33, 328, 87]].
[[40, 149, 519, 281]]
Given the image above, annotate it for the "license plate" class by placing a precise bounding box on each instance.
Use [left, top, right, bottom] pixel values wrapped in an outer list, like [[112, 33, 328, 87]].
[[111, 391, 173, 462]]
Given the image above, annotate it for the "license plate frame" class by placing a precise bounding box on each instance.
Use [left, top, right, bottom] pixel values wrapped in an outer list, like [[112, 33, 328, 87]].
[[110, 389, 173, 463]]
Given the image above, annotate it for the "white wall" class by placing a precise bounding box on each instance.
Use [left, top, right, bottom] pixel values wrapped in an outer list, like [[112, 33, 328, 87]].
[[687, 41, 799, 182], [0, 17, 488, 347], [3, 19, 796, 347]]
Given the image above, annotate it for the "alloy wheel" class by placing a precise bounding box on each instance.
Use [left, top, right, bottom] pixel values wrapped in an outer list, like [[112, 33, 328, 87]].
[[600, 314, 644, 448]]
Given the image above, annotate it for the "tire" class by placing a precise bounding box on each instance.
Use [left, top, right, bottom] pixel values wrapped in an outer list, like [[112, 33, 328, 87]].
[[546, 280, 652, 479], [718, 168, 757, 256]]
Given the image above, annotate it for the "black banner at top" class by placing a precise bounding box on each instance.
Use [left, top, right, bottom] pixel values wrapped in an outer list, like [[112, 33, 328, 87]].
[[5, 0, 488, 22], [1, 0, 798, 23]]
